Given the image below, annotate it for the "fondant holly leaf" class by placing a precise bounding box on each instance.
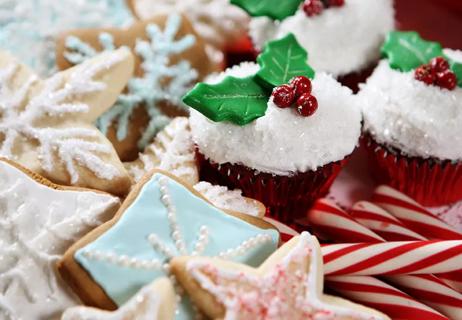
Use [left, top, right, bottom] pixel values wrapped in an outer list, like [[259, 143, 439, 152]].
[[256, 33, 315, 88], [448, 59, 462, 87], [183, 76, 269, 126], [381, 31, 443, 72], [230, 0, 303, 20]]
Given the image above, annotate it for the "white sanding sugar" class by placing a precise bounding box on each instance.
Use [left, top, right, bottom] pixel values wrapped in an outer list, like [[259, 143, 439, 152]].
[[189, 62, 362, 175], [360, 59, 462, 161], [250, 0, 395, 77]]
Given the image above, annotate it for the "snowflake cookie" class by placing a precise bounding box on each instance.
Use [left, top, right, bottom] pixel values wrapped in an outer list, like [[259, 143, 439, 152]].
[[0, 0, 133, 76], [0, 48, 134, 196], [171, 232, 390, 320], [56, 14, 217, 161], [124, 117, 265, 218], [62, 278, 176, 320], [0, 158, 120, 320], [58, 170, 279, 320], [127, 0, 249, 64]]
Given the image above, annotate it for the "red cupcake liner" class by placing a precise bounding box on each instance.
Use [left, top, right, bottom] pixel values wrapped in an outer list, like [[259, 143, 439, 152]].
[[196, 150, 349, 227], [363, 135, 462, 207]]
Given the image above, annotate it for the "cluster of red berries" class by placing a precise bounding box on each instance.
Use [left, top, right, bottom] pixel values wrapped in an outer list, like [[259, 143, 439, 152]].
[[303, 0, 345, 17], [414, 56, 457, 90], [271, 76, 318, 117]]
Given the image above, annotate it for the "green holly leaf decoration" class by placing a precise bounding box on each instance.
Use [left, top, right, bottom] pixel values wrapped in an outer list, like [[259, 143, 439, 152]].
[[256, 33, 315, 88], [381, 31, 444, 72], [230, 0, 303, 21], [183, 76, 269, 126], [448, 59, 462, 88]]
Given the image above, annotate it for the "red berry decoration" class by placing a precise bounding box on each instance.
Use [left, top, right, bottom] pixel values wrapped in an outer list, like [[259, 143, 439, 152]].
[[272, 84, 296, 108], [303, 0, 324, 17], [290, 76, 312, 98], [328, 0, 345, 7], [414, 65, 435, 85], [436, 70, 457, 90], [296, 93, 318, 117], [430, 56, 450, 73]]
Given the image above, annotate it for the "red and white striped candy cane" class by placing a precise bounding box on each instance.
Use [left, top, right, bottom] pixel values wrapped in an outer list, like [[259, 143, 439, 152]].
[[308, 199, 383, 243], [326, 275, 448, 320], [306, 202, 462, 318], [350, 201, 426, 241], [322, 240, 462, 276], [372, 186, 462, 240]]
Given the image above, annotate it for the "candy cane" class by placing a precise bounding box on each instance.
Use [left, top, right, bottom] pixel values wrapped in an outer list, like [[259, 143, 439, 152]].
[[326, 276, 448, 320], [372, 186, 462, 240]]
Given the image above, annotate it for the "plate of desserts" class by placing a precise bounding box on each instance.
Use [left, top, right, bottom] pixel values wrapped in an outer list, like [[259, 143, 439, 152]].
[[0, 0, 461, 319]]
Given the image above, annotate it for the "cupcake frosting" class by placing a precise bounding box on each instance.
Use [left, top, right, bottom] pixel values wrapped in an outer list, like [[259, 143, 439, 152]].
[[360, 52, 462, 161], [189, 62, 362, 175], [249, 0, 394, 77]]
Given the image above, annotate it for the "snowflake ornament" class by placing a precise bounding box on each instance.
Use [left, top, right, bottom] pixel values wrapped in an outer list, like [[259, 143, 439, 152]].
[[172, 232, 390, 320], [0, 0, 132, 76], [0, 159, 120, 320], [0, 48, 134, 196], [62, 278, 176, 320], [64, 14, 199, 153], [59, 171, 279, 320]]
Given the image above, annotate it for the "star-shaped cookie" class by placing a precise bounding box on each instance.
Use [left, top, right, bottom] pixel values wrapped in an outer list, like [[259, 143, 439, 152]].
[[171, 232, 391, 320], [55, 15, 218, 160], [58, 170, 278, 320], [0, 48, 134, 196], [0, 158, 120, 319], [61, 278, 176, 320]]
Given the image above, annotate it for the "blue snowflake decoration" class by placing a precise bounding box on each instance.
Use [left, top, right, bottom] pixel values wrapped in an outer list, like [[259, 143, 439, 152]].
[[0, 0, 132, 75], [65, 14, 198, 150]]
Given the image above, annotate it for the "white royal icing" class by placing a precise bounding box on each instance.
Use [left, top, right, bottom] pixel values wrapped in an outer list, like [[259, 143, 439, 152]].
[[189, 62, 362, 174], [0, 49, 130, 185], [0, 160, 120, 320], [250, 0, 395, 77], [187, 232, 389, 320], [360, 55, 462, 161]]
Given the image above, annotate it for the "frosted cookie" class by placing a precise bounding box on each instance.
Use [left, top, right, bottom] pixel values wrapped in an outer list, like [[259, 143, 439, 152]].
[[236, 0, 394, 78], [61, 278, 176, 320], [0, 48, 134, 196], [171, 232, 390, 319], [58, 170, 279, 320], [0, 0, 132, 75], [185, 35, 361, 223], [359, 31, 462, 206], [0, 158, 120, 319], [128, 0, 249, 63], [56, 14, 217, 161], [124, 117, 265, 217]]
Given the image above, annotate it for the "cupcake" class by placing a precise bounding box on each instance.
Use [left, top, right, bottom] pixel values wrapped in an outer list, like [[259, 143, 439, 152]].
[[232, 0, 394, 91], [183, 34, 361, 225], [360, 31, 462, 206]]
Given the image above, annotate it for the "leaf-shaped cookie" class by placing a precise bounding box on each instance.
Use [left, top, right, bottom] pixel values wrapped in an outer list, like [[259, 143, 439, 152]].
[[183, 76, 268, 126], [256, 33, 315, 88], [230, 0, 303, 21], [381, 31, 443, 72]]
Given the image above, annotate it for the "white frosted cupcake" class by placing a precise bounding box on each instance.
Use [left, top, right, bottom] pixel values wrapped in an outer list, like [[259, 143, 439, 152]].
[[360, 31, 462, 206], [183, 35, 361, 224], [233, 0, 394, 90]]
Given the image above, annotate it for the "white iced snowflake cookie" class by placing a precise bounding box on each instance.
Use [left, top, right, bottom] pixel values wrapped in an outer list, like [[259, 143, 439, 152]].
[[360, 55, 462, 161], [125, 117, 265, 217], [128, 0, 249, 63], [61, 278, 176, 320], [0, 48, 134, 195], [171, 232, 390, 320], [0, 159, 120, 320], [249, 0, 394, 77], [189, 62, 361, 175]]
